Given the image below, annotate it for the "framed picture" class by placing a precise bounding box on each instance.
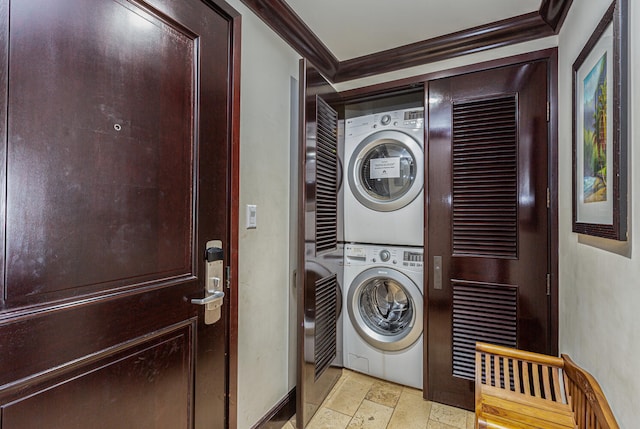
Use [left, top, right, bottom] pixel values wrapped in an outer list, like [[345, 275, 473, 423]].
[[572, 0, 628, 241]]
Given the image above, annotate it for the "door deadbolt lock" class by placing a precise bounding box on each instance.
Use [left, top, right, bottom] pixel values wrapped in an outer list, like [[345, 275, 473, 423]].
[[192, 240, 225, 324]]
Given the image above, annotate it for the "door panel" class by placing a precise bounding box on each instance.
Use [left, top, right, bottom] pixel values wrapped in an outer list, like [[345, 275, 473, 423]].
[[2, 325, 192, 429], [0, 0, 238, 427], [6, 0, 195, 304], [297, 59, 342, 428], [427, 61, 550, 410]]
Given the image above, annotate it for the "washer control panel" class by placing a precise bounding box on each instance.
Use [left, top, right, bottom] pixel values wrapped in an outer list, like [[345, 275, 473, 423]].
[[345, 244, 423, 270], [402, 250, 424, 268]]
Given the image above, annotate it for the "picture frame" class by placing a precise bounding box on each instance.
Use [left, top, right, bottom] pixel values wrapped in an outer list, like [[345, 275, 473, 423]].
[[572, 0, 628, 241]]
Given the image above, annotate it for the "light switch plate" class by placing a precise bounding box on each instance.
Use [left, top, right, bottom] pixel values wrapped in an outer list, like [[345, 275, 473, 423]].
[[246, 204, 257, 229]]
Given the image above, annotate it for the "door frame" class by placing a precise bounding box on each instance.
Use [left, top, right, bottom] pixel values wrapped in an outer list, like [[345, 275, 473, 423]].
[[196, 1, 242, 426], [421, 48, 559, 398], [209, 0, 242, 427]]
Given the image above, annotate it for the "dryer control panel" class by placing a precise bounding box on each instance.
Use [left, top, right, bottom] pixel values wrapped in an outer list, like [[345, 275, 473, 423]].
[[345, 107, 424, 140]]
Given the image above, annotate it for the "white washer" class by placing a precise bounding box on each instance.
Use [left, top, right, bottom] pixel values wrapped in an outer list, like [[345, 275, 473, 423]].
[[343, 243, 424, 389], [344, 108, 424, 246]]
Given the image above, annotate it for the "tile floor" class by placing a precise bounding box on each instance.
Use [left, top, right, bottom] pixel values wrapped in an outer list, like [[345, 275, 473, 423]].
[[281, 369, 475, 429]]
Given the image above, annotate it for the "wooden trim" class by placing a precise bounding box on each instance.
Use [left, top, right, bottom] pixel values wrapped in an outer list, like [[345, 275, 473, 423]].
[[539, 0, 574, 32], [334, 12, 553, 82], [217, 1, 242, 428], [340, 48, 558, 102], [422, 84, 429, 401], [238, 0, 338, 79], [548, 49, 559, 356], [295, 58, 307, 429], [250, 388, 296, 429]]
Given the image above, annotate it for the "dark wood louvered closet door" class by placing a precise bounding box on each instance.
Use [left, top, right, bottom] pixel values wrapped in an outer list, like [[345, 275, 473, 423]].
[[297, 59, 342, 428], [427, 60, 551, 410]]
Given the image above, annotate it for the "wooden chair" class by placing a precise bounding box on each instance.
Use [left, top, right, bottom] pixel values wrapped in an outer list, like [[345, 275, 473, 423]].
[[475, 342, 619, 429]]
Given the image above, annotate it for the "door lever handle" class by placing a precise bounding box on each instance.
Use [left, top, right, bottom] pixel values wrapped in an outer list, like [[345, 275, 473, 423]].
[[191, 290, 225, 305], [192, 239, 225, 324]]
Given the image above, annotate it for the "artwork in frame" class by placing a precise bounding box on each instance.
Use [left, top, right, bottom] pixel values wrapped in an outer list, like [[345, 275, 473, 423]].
[[572, 0, 628, 241]]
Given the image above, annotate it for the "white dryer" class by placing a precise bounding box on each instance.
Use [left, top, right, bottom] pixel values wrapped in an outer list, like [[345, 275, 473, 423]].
[[343, 243, 424, 389], [344, 108, 424, 246]]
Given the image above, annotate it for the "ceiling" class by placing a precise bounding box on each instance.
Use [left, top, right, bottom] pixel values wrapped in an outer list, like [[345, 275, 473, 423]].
[[240, 0, 569, 82], [284, 0, 543, 61]]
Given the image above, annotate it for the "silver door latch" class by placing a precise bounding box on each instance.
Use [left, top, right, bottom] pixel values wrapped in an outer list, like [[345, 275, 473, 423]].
[[191, 240, 225, 324]]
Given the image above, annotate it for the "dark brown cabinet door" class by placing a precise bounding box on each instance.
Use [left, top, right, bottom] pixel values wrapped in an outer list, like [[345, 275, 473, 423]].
[[0, 0, 237, 427], [297, 59, 343, 428], [427, 60, 551, 410]]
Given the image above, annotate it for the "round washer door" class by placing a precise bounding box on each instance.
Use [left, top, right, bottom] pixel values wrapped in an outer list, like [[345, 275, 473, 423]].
[[348, 130, 424, 212], [347, 267, 423, 351]]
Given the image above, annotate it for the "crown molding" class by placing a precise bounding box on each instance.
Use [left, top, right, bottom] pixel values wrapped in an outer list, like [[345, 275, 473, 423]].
[[539, 0, 574, 32], [239, 0, 338, 78], [240, 0, 572, 83], [334, 12, 554, 82]]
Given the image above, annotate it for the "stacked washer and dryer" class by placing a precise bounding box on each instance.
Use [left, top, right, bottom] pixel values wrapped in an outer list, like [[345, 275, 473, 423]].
[[341, 107, 425, 389]]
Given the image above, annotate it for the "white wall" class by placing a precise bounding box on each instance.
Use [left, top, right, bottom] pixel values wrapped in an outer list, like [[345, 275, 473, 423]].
[[558, 1, 639, 428], [224, 1, 301, 427]]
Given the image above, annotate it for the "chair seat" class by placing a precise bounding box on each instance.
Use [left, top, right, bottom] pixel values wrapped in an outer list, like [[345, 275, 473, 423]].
[[478, 390, 576, 429]]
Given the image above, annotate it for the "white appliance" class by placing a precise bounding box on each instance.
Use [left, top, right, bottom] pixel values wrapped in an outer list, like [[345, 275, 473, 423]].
[[343, 243, 424, 389], [343, 108, 424, 246]]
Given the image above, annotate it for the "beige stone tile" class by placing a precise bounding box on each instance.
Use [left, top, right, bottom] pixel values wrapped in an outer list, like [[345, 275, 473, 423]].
[[429, 402, 469, 429], [324, 376, 372, 416], [346, 399, 394, 429], [342, 369, 378, 386], [387, 390, 432, 429], [287, 414, 297, 428], [427, 421, 460, 429], [280, 421, 295, 429], [365, 380, 402, 408], [402, 385, 424, 397], [466, 411, 475, 429], [306, 407, 352, 429], [323, 372, 348, 404]]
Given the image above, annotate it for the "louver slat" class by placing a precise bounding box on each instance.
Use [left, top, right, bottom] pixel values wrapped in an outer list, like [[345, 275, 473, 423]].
[[315, 96, 338, 253], [452, 281, 517, 381], [452, 96, 518, 258], [315, 274, 338, 380]]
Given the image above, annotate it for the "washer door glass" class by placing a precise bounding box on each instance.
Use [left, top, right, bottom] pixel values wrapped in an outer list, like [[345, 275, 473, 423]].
[[360, 277, 412, 335], [348, 268, 423, 351], [348, 130, 424, 212]]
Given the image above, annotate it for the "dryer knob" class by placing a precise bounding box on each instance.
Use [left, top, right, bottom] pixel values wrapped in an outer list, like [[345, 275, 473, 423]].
[[380, 250, 391, 262], [381, 114, 391, 125]]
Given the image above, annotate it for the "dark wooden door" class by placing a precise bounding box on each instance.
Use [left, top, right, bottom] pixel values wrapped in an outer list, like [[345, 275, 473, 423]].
[[297, 59, 343, 428], [0, 0, 238, 427], [427, 60, 551, 410]]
